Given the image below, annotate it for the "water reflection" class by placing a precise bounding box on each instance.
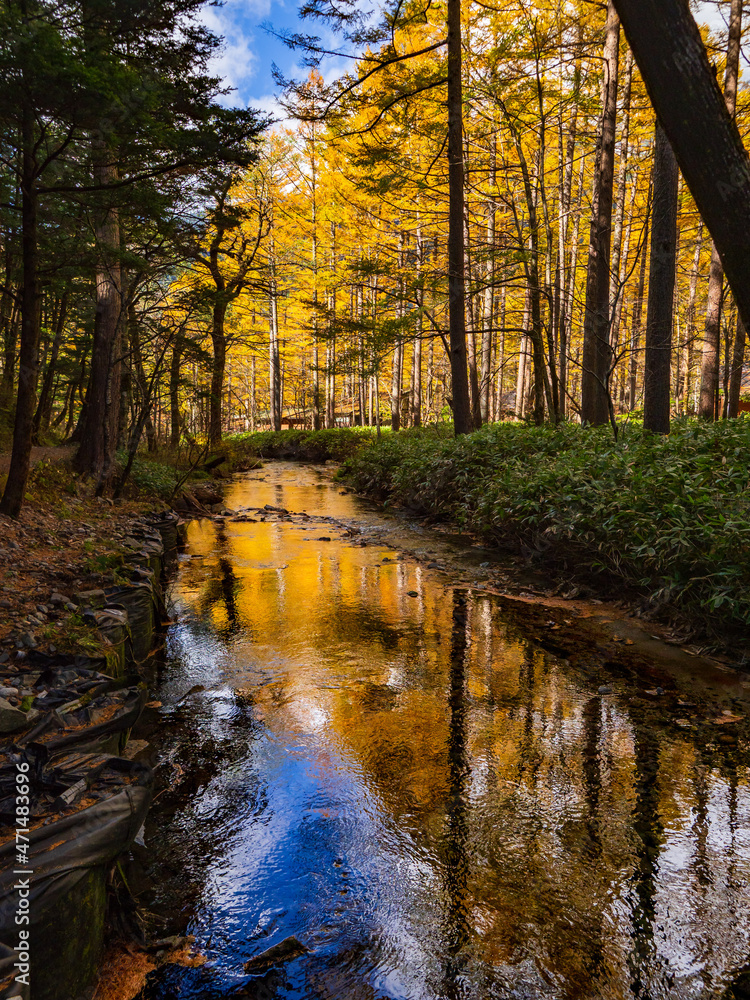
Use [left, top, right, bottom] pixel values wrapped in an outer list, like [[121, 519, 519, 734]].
[[139, 464, 750, 1000]]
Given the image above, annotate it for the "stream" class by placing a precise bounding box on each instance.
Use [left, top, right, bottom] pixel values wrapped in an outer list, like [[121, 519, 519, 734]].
[[134, 462, 750, 1000]]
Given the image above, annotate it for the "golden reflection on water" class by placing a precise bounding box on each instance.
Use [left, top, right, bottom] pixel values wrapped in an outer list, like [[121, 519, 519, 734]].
[[151, 467, 750, 1000]]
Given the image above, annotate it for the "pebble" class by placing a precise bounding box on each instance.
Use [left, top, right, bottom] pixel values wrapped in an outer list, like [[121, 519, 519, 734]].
[[598, 685, 613, 695]]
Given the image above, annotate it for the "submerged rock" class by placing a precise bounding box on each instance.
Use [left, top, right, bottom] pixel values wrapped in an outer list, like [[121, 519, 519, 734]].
[[243, 935, 309, 973]]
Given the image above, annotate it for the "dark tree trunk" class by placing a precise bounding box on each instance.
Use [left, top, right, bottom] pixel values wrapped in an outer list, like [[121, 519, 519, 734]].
[[727, 312, 746, 418], [1, 108, 39, 519], [390, 336, 402, 432], [269, 276, 282, 432], [209, 300, 227, 448], [129, 301, 156, 451], [581, 2, 619, 426], [169, 333, 183, 447], [643, 122, 679, 434], [0, 230, 18, 409], [446, 0, 472, 435], [628, 197, 650, 411], [696, 0, 742, 420], [611, 0, 750, 348], [32, 290, 68, 443], [74, 147, 122, 484], [698, 250, 724, 419]]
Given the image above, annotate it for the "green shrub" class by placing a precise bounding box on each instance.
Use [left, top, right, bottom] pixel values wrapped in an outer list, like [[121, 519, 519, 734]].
[[121, 455, 179, 500], [224, 427, 375, 465], [341, 419, 750, 632]]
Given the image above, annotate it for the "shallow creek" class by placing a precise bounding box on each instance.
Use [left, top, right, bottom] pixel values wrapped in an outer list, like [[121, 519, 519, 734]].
[[136, 462, 750, 1000]]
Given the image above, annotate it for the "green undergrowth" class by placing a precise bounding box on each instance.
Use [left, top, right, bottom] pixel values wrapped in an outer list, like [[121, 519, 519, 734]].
[[120, 454, 181, 500], [224, 427, 376, 465], [340, 419, 750, 640]]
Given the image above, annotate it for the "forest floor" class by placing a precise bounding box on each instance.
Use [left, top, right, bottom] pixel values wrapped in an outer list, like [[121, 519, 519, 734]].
[[0, 443, 74, 473], [0, 456, 163, 663]]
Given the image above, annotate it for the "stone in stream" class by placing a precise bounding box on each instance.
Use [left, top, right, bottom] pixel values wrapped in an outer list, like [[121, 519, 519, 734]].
[[243, 935, 310, 973], [0, 696, 28, 732]]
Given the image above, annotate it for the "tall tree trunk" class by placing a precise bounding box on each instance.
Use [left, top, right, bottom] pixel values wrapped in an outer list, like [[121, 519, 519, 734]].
[[727, 312, 746, 418], [699, 250, 724, 419], [515, 289, 531, 419], [209, 300, 227, 447], [1, 106, 39, 519], [581, 2, 619, 426], [129, 300, 156, 452], [609, 50, 635, 322], [412, 235, 423, 427], [681, 225, 703, 415], [480, 139, 496, 423], [0, 225, 18, 409], [447, 0, 472, 435], [169, 332, 183, 447], [74, 144, 122, 483], [612, 0, 750, 351], [464, 201, 482, 429], [629, 198, 651, 410], [494, 282, 507, 418], [696, 0, 742, 420], [269, 273, 281, 432], [250, 354, 257, 432], [390, 338, 402, 432], [32, 289, 68, 443], [325, 222, 337, 429], [643, 121, 679, 434]]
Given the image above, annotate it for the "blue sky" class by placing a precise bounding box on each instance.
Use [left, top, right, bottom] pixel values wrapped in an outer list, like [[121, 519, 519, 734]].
[[203, 0, 351, 117], [205, 0, 729, 118]]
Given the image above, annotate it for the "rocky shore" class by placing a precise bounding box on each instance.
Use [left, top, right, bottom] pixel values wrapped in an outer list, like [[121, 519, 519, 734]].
[[0, 496, 185, 1000]]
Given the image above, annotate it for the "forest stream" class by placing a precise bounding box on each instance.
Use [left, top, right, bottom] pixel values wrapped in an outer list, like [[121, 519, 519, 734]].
[[129, 462, 750, 1000]]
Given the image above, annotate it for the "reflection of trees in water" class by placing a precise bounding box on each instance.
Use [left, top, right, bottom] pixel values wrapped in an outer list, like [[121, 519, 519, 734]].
[[192, 521, 247, 640], [627, 707, 665, 999], [443, 591, 471, 1000], [130, 697, 267, 931], [580, 695, 605, 988], [318, 598, 411, 652]]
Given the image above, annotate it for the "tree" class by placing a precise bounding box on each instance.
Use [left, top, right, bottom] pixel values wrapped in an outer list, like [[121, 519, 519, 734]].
[[181, 169, 271, 447], [611, 0, 750, 348], [697, 0, 742, 420], [0, 0, 266, 514], [580, 1, 619, 427], [272, 0, 473, 434], [643, 120, 678, 434]]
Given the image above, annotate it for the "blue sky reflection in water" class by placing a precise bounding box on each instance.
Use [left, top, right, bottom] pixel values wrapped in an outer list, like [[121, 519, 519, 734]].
[[139, 464, 750, 1000]]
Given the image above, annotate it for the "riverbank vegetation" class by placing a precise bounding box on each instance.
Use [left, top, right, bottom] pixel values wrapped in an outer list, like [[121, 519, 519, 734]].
[[341, 420, 750, 644]]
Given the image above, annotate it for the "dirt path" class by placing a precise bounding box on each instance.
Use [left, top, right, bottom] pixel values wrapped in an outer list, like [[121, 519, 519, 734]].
[[0, 444, 75, 474]]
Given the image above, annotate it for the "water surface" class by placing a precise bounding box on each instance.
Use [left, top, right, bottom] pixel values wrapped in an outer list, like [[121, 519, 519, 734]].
[[138, 463, 750, 1000]]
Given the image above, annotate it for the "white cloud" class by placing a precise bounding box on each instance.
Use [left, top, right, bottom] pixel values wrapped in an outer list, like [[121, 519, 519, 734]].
[[201, 0, 283, 107]]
